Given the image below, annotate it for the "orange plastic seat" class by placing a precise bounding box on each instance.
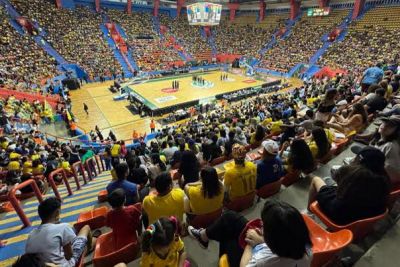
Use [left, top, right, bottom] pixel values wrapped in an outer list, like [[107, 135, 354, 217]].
[[247, 152, 261, 161], [225, 192, 255, 212], [210, 156, 227, 166], [256, 178, 282, 199], [219, 254, 230, 267], [98, 190, 108, 203], [93, 231, 140, 267], [74, 206, 109, 232], [188, 208, 222, 228], [332, 138, 349, 155], [281, 170, 301, 187], [302, 214, 353, 267], [309, 201, 388, 240]]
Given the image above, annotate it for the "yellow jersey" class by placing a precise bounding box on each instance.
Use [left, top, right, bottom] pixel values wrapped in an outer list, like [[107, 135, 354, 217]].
[[143, 188, 185, 224], [140, 237, 184, 267], [224, 161, 256, 200], [187, 183, 224, 215]]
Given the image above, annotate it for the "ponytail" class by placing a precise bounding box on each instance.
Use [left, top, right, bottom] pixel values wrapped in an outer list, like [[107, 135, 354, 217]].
[[140, 217, 180, 253]]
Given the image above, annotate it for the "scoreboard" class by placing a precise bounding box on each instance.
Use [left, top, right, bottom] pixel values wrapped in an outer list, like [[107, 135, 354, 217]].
[[307, 7, 331, 16], [187, 2, 222, 26]]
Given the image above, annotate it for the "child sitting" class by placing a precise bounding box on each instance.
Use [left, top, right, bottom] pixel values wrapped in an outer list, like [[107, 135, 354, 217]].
[[140, 216, 188, 267], [106, 188, 142, 250]]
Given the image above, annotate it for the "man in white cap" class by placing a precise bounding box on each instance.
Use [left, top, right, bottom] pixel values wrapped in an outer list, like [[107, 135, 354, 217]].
[[256, 140, 285, 189]]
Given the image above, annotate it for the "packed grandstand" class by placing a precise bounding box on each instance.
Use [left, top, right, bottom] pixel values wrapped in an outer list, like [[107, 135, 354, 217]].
[[1, 0, 400, 267]]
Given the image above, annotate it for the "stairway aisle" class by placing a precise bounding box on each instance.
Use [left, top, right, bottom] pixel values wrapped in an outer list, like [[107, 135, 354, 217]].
[[100, 24, 133, 77]]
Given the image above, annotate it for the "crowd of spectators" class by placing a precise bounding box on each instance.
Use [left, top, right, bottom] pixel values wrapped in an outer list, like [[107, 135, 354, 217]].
[[319, 26, 400, 72], [11, 0, 121, 79], [159, 15, 212, 58], [8, 60, 400, 266], [0, 6, 58, 89], [259, 10, 347, 72], [1, 3, 400, 267], [213, 17, 274, 57], [106, 9, 182, 71]]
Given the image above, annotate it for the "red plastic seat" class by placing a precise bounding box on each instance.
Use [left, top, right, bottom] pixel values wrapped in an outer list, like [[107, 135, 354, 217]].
[[0, 201, 15, 213], [98, 190, 108, 203], [219, 254, 229, 267], [188, 208, 223, 228], [93, 231, 140, 267], [225, 192, 255, 212], [309, 201, 388, 240], [302, 214, 353, 267], [256, 178, 282, 199], [210, 156, 227, 166], [74, 206, 109, 232], [281, 170, 301, 187], [387, 184, 400, 208], [247, 152, 261, 161]]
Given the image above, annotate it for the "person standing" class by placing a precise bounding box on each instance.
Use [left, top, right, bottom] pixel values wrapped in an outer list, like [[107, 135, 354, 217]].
[[83, 103, 89, 115], [150, 119, 156, 133]]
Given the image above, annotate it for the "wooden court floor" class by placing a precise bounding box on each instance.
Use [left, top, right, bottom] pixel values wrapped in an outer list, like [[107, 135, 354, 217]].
[[129, 71, 267, 109], [69, 72, 303, 141]]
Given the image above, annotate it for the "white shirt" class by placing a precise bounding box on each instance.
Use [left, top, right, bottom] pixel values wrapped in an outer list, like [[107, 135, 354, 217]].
[[26, 223, 77, 267], [246, 243, 312, 267]]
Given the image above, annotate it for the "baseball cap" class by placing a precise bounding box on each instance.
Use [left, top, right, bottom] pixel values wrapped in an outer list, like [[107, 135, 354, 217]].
[[261, 140, 279, 155], [350, 145, 385, 173], [232, 144, 247, 160], [380, 115, 400, 127]]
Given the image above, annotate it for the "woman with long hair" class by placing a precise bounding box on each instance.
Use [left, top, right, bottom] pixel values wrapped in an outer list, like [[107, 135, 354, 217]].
[[282, 139, 315, 174], [308, 127, 331, 160], [327, 103, 368, 134], [250, 125, 265, 146], [315, 89, 338, 122], [178, 150, 200, 188], [188, 199, 312, 267], [184, 166, 224, 216]]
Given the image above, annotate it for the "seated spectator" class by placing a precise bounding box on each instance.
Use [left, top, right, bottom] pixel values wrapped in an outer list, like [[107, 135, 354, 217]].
[[356, 115, 400, 185], [146, 153, 167, 182], [365, 88, 387, 114], [256, 140, 285, 189], [12, 253, 53, 267], [0, 170, 20, 195], [308, 127, 331, 160], [142, 172, 185, 225], [202, 134, 222, 162], [106, 163, 139, 205], [281, 139, 315, 174], [250, 125, 265, 146], [184, 166, 224, 216], [327, 103, 368, 134], [140, 217, 186, 267], [308, 165, 389, 225], [25, 197, 96, 266], [224, 131, 237, 158], [315, 89, 338, 122], [224, 144, 256, 201], [178, 151, 200, 188], [106, 188, 142, 250], [188, 199, 312, 267]]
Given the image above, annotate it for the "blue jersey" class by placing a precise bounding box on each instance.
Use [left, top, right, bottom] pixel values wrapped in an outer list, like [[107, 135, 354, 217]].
[[107, 180, 138, 205], [256, 156, 285, 189], [362, 67, 383, 85]]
